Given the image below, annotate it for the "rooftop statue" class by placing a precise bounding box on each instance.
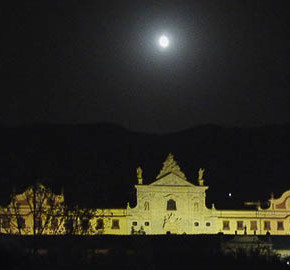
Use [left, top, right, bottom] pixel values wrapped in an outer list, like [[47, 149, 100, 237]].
[[198, 168, 205, 180], [198, 168, 205, 186], [137, 166, 143, 185]]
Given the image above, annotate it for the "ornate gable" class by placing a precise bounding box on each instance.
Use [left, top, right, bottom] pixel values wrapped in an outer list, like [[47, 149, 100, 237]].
[[148, 153, 195, 186], [156, 153, 187, 180], [150, 173, 194, 186]]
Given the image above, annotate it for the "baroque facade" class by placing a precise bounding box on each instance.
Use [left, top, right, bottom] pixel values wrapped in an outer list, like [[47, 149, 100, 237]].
[[1, 153, 290, 235]]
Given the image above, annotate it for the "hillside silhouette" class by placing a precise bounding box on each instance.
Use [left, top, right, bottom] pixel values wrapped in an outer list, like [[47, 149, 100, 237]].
[[0, 123, 290, 209]]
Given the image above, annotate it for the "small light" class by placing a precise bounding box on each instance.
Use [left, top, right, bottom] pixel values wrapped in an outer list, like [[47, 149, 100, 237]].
[[228, 193, 232, 197], [286, 261, 289, 265]]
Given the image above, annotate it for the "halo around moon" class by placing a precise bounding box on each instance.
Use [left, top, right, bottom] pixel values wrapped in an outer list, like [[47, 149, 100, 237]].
[[159, 35, 169, 48]]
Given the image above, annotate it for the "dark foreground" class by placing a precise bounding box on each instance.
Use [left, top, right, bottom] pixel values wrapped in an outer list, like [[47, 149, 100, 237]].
[[1, 234, 289, 270]]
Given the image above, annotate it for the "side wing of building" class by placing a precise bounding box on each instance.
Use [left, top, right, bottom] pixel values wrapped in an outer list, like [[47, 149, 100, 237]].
[[215, 190, 290, 235]]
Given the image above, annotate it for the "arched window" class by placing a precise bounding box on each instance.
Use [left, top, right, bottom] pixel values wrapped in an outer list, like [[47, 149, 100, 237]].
[[167, 199, 177, 210], [144, 201, 149, 210]]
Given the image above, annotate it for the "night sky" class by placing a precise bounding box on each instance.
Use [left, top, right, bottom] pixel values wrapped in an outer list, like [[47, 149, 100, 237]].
[[1, 0, 290, 133]]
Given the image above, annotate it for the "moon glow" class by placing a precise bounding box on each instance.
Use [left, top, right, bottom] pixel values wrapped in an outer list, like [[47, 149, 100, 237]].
[[159, 35, 169, 48]]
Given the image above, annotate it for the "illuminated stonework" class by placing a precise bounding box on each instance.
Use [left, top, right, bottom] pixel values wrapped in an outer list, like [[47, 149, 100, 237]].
[[156, 153, 187, 180], [127, 153, 212, 235], [1, 154, 290, 235]]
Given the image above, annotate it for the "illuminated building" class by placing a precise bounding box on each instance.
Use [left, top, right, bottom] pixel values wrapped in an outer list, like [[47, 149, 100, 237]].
[[1, 153, 290, 236]]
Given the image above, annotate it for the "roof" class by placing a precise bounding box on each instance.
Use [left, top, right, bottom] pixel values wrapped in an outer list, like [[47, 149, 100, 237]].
[[150, 173, 195, 187]]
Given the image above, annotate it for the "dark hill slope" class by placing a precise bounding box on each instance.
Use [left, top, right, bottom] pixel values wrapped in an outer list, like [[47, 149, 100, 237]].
[[0, 123, 290, 209]]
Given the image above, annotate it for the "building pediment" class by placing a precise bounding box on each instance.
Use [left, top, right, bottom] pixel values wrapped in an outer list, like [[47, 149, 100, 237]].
[[150, 173, 195, 187], [269, 189, 290, 210]]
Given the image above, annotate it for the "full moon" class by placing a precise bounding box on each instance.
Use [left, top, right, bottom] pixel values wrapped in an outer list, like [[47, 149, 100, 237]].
[[159, 35, 169, 48]]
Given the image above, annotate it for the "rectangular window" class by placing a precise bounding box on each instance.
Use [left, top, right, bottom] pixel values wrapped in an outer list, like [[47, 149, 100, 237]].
[[264, 221, 271, 230], [237, 221, 244, 230], [112, 219, 120, 229], [223, 221, 230, 230], [250, 221, 257, 231], [96, 219, 104, 230], [17, 216, 26, 229], [145, 221, 150, 226], [132, 221, 137, 226], [277, 221, 284, 230], [2, 216, 11, 229], [81, 218, 90, 231], [65, 219, 74, 233]]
